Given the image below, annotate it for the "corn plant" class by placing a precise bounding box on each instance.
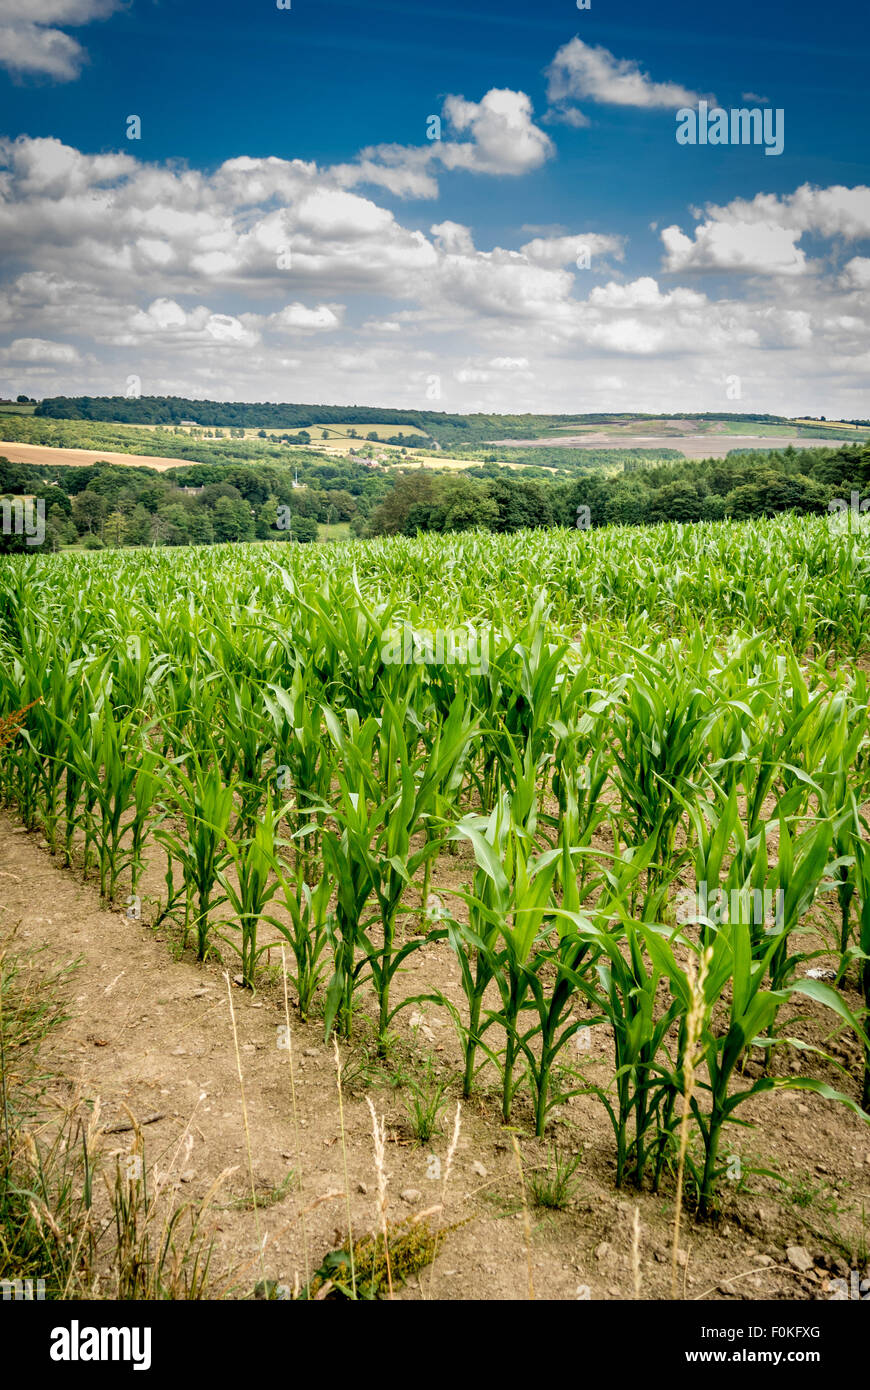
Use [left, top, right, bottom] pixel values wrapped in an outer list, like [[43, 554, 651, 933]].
[[609, 647, 715, 896], [269, 864, 332, 1020], [153, 755, 234, 960], [217, 799, 281, 987], [851, 828, 870, 1110], [444, 793, 559, 1120], [644, 913, 868, 1215], [551, 835, 680, 1178]]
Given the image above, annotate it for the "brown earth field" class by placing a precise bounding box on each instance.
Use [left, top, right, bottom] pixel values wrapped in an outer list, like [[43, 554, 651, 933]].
[[485, 435, 855, 459], [2, 808, 869, 1303]]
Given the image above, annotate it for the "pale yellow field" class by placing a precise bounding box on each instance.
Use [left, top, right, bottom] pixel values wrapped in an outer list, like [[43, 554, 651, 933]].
[[793, 418, 863, 430], [0, 441, 191, 473], [131, 421, 428, 442]]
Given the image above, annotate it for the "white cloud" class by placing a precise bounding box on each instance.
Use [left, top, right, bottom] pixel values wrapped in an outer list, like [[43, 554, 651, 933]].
[[659, 183, 870, 280], [431, 221, 476, 256], [661, 221, 809, 276], [520, 231, 625, 268], [587, 277, 704, 310], [542, 107, 591, 129], [1, 137, 869, 417], [704, 183, 870, 240], [439, 89, 554, 175], [546, 38, 707, 124], [2, 336, 80, 362], [128, 299, 259, 348], [338, 88, 554, 198], [840, 256, 870, 290], [0, 1, 122, 82], [268, 303, 342, 332]]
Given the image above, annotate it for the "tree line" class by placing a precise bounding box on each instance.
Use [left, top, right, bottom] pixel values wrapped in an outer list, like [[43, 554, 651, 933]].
[[364, 444, 870, 535], [2, 442, 867, 553]]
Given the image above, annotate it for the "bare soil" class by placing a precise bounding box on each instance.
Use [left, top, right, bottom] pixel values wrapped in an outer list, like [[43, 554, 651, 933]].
[[2, 809, 869, 1302]]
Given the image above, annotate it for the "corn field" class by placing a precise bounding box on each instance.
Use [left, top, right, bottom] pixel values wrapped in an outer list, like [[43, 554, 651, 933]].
[[1, 513, 869, 1216]]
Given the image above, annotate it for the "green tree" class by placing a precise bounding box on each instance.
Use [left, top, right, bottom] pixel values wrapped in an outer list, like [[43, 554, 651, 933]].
[[212, 495, 255, 542], [123, 504, 154, 547], [71, 489, 108, 537]]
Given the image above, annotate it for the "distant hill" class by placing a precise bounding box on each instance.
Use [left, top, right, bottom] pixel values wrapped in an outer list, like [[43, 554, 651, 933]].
[[35, 396, 798, 448]]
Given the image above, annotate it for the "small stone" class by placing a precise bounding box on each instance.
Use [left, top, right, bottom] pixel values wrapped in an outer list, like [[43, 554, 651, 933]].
[[595, 1241, 611, 1261], [400, 1188, 421, 1205], [179, 1170, 195, 1183], [304, 1048, 319, 1058], [171, 1047, 187, 1057], [607, 1286, 620, 1297], [757, 1254, 773, 1267], [786, 1245, 814, 1272], [357, 1181, 368, 1194], [471, 1161, 487, 1178], [233, 975, 244, 986], [797, 1104, 809, 1115]]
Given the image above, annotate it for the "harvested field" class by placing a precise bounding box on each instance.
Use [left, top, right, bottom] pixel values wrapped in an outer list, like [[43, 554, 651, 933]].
[[0, 441, 190, 473]]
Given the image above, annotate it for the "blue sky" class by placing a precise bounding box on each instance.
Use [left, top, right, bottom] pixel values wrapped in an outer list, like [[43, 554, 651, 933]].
[[0, 0, 868, 414]]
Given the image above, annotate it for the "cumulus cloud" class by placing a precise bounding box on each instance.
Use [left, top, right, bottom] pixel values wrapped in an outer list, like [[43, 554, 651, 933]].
[[0, 0, 123, 82], [1, 336, 80, 363], [702, 183, 870, 240], [1, 137, 868, 416], [0, 137, 437, 301], [520, 231, 625, 268], [127, 299, 259, 348], [659, 183, 870, 279], [661, 221, 809, 276], [545, 39, 707, 125], [268, 303, 342, 332], [438, 89, 554, 175], [337, 88, 554, 199], [840, 256, 870, 290]]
